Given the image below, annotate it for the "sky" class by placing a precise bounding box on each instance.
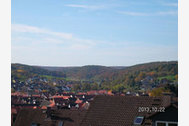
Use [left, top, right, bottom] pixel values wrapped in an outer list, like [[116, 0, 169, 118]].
[[11, 0, 178, 66]]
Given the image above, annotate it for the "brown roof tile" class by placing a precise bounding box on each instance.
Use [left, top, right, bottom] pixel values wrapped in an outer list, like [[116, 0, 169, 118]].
[[14, 108, 86, 126], [80, 95, 171, 126]]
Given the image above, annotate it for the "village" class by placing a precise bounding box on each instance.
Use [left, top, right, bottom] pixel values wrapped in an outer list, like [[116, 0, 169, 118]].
[[11, 74, 178, 126], [11, 90, 178, 126]]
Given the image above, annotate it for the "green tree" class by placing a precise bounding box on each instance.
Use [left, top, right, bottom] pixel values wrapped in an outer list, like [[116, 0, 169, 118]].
[[91, 83, 99, 90], [72, 84, 81, 92], [82, 83, 91, 91], [112, 84, 125, 93], [150, 87, 169, 96]]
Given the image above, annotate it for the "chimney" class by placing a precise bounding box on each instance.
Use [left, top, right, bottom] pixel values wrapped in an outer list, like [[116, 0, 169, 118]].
[[46, 107, 51, 118]]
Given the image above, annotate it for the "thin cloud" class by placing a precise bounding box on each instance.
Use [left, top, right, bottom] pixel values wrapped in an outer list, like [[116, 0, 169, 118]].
[[157, 11, 178, 16], [11, 24, 155, 50], [117, 11, 149, 16], [117, 11, 177, 16], [65, 4, 106, 10], [12, 24, 73, 39], [11, 24, 107, 50]]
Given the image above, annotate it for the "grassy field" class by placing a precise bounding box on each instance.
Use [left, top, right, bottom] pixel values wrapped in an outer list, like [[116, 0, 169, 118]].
[[157, 75, 176, 81], [40, 75, 65, 80]]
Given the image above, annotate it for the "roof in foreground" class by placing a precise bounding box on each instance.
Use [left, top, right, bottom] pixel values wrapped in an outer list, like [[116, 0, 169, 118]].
[[14, 108, 86, 126], [80, 95, 171, 126], [14, 95, 173, 126]]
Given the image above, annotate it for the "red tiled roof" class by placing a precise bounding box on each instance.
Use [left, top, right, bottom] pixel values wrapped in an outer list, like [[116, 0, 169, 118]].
[[12, 92, 30, 97], [87, 90, 98, 95], [51, 95, 70, 99], [77, 92, 87, 95], [63, 96, 70, 99], [11, 92, 22, 96], [33, 106, 37, 109], [21, 95, 29, 97], [11, 108, 17, 114], [41, 106, 47, 109], [120, 93, 125, 96], [75, 99, 83, 104], [48, 100, 55, 107], [107, 90, 114, 96], [98, 90, 108, 94], [32, 95, 40, 97]]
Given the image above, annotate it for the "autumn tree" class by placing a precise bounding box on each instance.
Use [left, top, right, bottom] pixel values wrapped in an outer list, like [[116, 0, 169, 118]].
[[72, 84, 81, 92]]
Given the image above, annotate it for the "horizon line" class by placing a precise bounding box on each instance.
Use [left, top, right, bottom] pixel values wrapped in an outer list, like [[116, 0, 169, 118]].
[[11, 60, 178, 68]]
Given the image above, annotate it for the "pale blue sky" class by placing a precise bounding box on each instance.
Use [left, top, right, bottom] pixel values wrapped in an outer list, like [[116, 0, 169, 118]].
[[11, 0, 178, 66]]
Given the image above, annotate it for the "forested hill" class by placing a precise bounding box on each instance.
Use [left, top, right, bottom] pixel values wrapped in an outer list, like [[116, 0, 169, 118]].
[[11, 63, 66, 81], [12, 61, 178, 85], [40, 61, 178, 81], [41, 65, 118, 81]]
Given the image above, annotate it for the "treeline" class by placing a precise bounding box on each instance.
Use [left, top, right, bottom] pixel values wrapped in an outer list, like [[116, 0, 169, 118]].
[[11, 63, 66, 81], [41, 61, 177, 82], [11, 61, 178, 95], [101, 62, 177, 92], [70, 61, 178, 95], [42, 65, 116, 81]]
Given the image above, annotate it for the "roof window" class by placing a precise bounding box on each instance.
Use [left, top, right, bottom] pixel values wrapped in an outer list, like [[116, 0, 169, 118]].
[[133, 116, 144, 125]]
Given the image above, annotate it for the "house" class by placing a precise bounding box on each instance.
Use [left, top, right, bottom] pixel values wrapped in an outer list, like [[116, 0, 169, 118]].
[[80, 95, 173, 126], [11, 108, 17, 126], [13, 95, 177, 126], [87, 90, 98, 95], [77, 95, 94, 103], [98, 90, 108, 95], [107, 90, 114, 96], [144, 104, 178, 126], [77, 92, 87, 95], [14, 108, 86, 126], [75, 98, 83, 104], [40, 100, 52, 108]]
